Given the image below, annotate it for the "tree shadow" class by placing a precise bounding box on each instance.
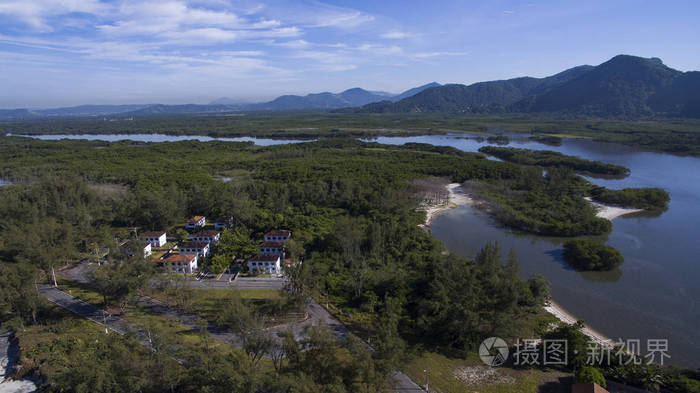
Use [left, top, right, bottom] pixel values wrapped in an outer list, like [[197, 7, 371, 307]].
[[545, 248, 575, 271], [538, 375, 573, 393], [545, 248, 623, 283]]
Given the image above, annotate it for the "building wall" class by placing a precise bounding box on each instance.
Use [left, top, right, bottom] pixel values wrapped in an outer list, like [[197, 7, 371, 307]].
[[180, 246, 209, 257], [264, 235, 290, 241], [248, 259, 281, 274], [164, 260, 197, 274]]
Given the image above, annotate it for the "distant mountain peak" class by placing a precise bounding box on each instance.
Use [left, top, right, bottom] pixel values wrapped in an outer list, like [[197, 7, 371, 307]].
[[354, 54, 699, 118]]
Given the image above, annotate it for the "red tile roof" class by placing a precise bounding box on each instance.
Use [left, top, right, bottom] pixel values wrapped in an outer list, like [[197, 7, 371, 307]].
[[164, 254, 196, 263], [264, 230, 291, 237], [143, 231, 166, 238], [249, 254, 281, 262], [186, 216, 205, 223], [572, 383, 609, 393]]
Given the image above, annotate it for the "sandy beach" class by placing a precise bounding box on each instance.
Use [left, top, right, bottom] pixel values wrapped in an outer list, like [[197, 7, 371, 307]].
[[544, 300, 615, 349], [419, 187, 619, 349], [585, 197, 643, 220], [0, 332, 38, 393], [420, 183, 473, 227]]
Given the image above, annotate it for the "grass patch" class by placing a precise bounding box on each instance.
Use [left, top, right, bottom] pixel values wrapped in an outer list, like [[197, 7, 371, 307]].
[[56, 278, 105, 307], [403, 351, 572, 393], [14, 304, 105, 380]]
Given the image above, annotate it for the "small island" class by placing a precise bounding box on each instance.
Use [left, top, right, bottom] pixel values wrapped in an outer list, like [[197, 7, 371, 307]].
[[589, 186, 670, 210], [478, 146, 630, 177], [563, 239, 624, 271], [529, 135, 563, 146]]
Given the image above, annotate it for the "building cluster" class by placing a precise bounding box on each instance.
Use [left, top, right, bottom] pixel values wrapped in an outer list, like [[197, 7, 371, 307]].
[[141, 215, 291, 276], [247, 230, 292, 275]]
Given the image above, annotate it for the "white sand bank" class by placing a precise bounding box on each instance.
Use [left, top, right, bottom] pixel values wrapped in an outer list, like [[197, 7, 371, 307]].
[[421, 183, 473, 227], [544, 300, 615, 349], [585, 197, 643, 220]]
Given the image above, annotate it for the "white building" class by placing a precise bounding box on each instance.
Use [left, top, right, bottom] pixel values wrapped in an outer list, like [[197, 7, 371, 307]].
[[162, 253, 198, 274], [213, 217, 233, 230], [188, 230, 220, 244], [179, 241, 210, 258], [142, 243, 152, 258], [259, 241, 284, 255], [143, 231, 167, 248], [185, 216, 206, 230], [263, 230, 291, 242], [248, 254, 281, 275], [123, 240, 152, 259]]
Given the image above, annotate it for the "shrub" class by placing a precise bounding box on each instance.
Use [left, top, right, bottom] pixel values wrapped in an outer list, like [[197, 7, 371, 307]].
[[563, 239, 624, 271], [576, 366, 607, 388]]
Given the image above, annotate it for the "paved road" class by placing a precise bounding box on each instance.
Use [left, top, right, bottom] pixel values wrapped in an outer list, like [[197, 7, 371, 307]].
[[186, 279, 425, 392], [39, 285, 128, 335], [184, 278, 285, 290], [135, 295, 244, 347], [48, 266, 424, 392]]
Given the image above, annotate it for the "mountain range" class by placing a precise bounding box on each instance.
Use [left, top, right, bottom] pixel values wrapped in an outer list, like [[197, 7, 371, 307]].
[[0, 83, 441, 120], [207, 83, 440, 111], [355, 55, 700, 117], [1, 55, 698, 120]]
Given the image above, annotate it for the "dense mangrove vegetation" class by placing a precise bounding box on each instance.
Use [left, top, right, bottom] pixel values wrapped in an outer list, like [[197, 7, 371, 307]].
[[479, 146, 630, 177], [590, 186, 670, 209], [563, 239, 625, 271], [467, 167, 613, 236], [0, 135, 694, 392], [0, 137, 550, 392], [4, 113, 700, 155]]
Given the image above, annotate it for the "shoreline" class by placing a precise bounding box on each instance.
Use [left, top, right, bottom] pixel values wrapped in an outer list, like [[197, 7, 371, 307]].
[[420, 183, 473, 227], [585, 197, 643, 220], [419, 186, 618, 349], [543, 300, 615, 348]]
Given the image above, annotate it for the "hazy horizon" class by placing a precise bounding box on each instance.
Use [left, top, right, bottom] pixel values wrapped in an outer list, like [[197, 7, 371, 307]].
[[1, 0, 699, 108]]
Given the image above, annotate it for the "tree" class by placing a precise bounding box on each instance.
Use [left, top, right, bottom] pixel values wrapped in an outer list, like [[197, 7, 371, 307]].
[[242, 327, 274, 366], [217, 228, 257, 260], [89, 261, 155, 312], [0, 262, 42, 329], [576, 366, 607, 388], [208, 254, 231, 275], [541, 320, 591, 370], [563, 239, 624, 271], [528, 274, 550, 305]]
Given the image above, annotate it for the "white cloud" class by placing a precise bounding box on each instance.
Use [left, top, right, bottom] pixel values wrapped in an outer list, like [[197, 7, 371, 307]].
[[381, 31, 409, 39], [312, 11, 374, 28], [413, 51, 468, 59], [0, 0, 107, 30], [275, 39, 310, 48]]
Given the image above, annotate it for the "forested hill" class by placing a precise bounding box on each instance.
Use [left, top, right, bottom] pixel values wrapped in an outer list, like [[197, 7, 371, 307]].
[[355, 55, 700, 118]]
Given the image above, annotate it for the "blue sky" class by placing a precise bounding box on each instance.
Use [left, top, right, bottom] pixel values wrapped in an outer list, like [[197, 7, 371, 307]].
[[1, 0, 698, 108]]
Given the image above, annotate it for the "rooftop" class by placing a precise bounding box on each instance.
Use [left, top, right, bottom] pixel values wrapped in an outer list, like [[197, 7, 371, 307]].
[[143, 231, 166, 238], [249, 254, 281, 262], [265, 229, 291, 237], [186, 215, 205, 223], [164, 254, 196, 263]]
